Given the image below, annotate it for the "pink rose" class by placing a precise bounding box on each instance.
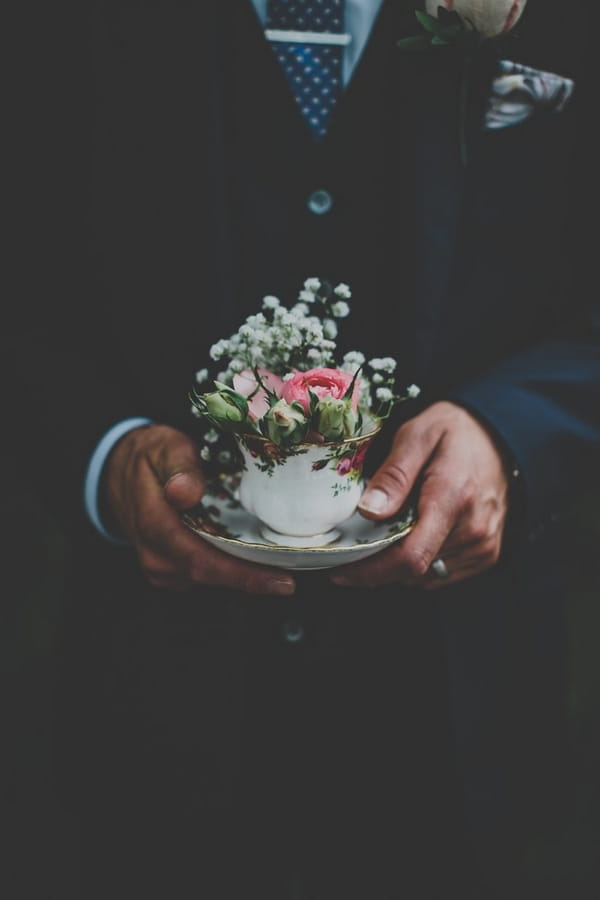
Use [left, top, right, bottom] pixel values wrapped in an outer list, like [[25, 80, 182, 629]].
[[232, 368, 284, 419], [280, 367, 360, 414]]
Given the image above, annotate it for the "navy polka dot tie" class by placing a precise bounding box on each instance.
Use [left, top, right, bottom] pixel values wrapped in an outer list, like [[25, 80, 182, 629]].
[[265, 0, 348, 141]]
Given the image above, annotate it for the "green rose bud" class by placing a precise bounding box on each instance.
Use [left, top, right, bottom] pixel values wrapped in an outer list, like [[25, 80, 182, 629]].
[[315, 396, 357, 441], [262, 399, 308, 447], [201, 385, 249, 431]]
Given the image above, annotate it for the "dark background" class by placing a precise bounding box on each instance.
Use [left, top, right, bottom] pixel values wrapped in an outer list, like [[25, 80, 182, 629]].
[[2, 462, 599, 898]]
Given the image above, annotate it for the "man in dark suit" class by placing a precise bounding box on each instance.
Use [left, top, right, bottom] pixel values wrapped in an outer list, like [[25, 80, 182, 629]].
[[8, 1, 599, 898]]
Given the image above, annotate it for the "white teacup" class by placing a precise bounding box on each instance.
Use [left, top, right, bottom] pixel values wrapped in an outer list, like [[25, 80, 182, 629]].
[[233, 417, 381, 547]]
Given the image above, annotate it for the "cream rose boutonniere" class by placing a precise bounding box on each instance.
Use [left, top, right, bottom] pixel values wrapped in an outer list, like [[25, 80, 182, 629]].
[[398, 1, 528, 162]]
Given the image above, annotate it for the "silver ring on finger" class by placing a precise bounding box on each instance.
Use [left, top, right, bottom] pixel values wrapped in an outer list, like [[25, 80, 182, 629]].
[[430, 558, 449, 579]]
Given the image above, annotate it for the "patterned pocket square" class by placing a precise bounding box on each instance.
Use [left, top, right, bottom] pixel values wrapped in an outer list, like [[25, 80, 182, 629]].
[[484, 59, 575, 131]]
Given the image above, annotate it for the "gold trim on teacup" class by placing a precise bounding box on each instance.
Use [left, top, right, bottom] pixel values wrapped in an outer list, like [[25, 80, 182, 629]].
[[235, 414, 382, 450], [183, 518, 414, 554]]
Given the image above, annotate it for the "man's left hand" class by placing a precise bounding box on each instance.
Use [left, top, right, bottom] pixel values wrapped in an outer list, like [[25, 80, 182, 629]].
[[330, 401, 510, 590]]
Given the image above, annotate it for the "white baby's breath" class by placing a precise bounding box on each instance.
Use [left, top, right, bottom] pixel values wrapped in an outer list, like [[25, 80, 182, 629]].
[[195, 368, 209, 384], [262, 295, 280, 310], [369, 357, 397, 374], [376, 387, 394, 402], [331, 300, 350, 318], [334, 283, 351, 298], [291, 302, 310, 317], [407, 383, 421, 398], [322, 319, 338, 340], [209, 340, 229, 361], [303, 277, 321, 292], [342, 350, 366, 367]]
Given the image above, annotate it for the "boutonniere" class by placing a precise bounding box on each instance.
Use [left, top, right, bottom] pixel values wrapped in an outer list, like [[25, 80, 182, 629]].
[[398, 2, 527, 163]]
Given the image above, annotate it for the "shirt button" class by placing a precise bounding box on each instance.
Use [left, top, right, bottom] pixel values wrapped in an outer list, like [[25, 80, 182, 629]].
[[307, 189, 333, 215], [281, 619, 305, 644]]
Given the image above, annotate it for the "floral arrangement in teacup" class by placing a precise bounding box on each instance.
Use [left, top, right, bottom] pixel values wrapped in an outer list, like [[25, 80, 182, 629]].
[[191, 278, 419, 453], [190, 278, 420, 545]]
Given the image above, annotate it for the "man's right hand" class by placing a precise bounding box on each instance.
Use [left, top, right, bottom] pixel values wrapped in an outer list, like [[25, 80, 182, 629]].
[[104, 424, 296, 596]]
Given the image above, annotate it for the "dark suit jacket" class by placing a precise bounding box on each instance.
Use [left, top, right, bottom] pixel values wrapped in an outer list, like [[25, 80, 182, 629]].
[[7, 1, 599, 896]]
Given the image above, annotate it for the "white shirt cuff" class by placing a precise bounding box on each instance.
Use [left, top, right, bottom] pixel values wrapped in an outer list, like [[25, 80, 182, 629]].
[[84, 417, 153, 543]]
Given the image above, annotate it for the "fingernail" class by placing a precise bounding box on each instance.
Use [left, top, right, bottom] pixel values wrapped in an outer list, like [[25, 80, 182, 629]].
[[266, 577, 296, 596], [358, 488, 389, 515], [164, 471, 185, 487]]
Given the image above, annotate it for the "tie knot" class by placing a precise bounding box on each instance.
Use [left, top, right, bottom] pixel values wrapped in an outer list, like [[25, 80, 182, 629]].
[[267, 0, 345, 34]]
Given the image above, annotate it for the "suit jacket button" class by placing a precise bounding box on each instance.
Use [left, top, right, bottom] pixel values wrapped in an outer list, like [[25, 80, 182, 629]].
[[307, 189, 333, 215], [281, 619, 305, 644]]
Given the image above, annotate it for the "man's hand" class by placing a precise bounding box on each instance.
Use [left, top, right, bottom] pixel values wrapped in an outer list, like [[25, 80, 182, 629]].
[[104, 424, 296, 595], [330, 402, 510, 590]]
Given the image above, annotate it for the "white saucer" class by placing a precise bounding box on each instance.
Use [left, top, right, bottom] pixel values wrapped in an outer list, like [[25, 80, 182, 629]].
[[182, 474, 415, 571]]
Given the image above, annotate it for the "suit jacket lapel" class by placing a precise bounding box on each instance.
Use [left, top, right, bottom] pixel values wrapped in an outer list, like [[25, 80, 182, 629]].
[[411, 51, 466, 386], [332, 1, 467, 386]]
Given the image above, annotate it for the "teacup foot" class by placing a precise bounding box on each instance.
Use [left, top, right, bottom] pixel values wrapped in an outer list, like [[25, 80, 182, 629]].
[[259, 525, 341, 548]]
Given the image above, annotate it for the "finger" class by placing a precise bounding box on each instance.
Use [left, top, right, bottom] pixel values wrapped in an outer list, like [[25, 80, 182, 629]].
[[418, 530, 502, 590], [158, 442, 207, 511], [134, 466, 296, 595], [164, 469, 206, 511], [141, 536, 298, 596], [331, 466, 460, 588], [394, 465, 462, 577], [422, 553, 494, 590], [422, 560, 480, 590], [358, 417, 440, 520]]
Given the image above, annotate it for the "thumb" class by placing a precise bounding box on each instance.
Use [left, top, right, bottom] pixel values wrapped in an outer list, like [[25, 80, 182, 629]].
[[358, 418, 435, 520], [161, 439, 206, 512]]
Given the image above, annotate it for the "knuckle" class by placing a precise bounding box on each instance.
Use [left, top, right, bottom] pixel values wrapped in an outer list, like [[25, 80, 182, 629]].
[[403, 545, 432, 578], [468, 523, 489, 545], [379, 462, 412, 495], [486, 540, 502, 565]]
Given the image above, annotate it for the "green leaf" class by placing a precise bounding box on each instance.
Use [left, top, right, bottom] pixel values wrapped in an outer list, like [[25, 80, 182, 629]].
[[307, 388, 320, 416], [343, 365, 363, 402], [431, 35, 450, 46], [414, 10, 442, 34], [251, 366, 278, 401], [397, 35, 430, 51]]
